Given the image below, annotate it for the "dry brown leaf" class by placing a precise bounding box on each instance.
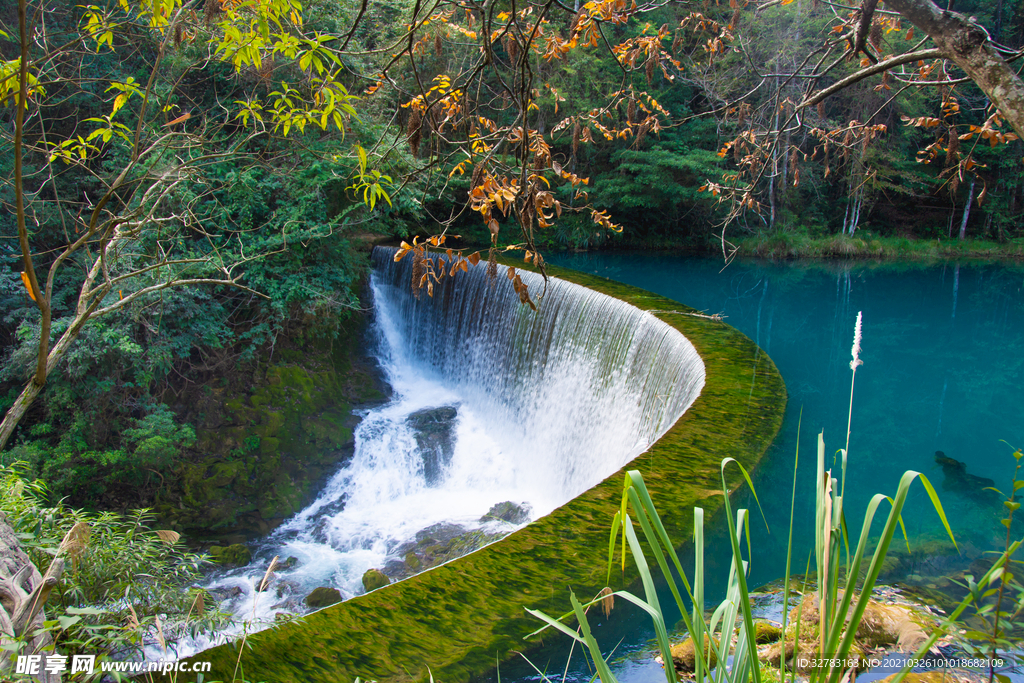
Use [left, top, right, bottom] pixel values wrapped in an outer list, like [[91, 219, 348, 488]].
[[155, 530, 181, 545]]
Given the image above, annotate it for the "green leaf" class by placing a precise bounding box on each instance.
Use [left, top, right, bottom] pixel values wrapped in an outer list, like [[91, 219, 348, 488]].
[[523, 608, 585, 644], [66, 606, 106, 615], [358, 145, 368, 174], [58, 615, 82, 630]]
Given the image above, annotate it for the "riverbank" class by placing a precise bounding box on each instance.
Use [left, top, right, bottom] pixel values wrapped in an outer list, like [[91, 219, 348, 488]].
[[446, 232, 1024, 264], [733, 233, 1024, 260]]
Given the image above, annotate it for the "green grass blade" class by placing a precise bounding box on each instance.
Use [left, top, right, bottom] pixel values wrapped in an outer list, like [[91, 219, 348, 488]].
[[826, 493, 889, 646], [825, 470, 957, 683], [779, 408, 802, 683], [719, 458, 769, 534], [916, 473, 958, 552], [570, 591, 620, 683], [622, 471, 694, 595], [516, 652, 559, 683], [693, 507, 706, 683], [719, 459, 761, 683], [524, 607, 587, 644], [622, 517, 676, 683], [606, 510, 622, 585], [626, 487, 693, 621]]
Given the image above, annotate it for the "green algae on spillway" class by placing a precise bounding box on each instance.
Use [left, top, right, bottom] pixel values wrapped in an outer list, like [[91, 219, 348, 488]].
[[194, 263, 786, 683]]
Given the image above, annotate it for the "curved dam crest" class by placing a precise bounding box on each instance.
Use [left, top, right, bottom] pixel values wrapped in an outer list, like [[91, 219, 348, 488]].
[[371, 246, 706, 513], [195, 253, 787, 682]]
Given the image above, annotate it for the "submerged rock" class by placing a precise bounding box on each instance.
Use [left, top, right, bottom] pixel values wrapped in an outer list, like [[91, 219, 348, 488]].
[[208, 543, 252, 567], [406, 406, 459, 485], [275, 579, 302, 599], [480, 501, 532, 525], [362, 568, 390, 592], [304, 586, 343, 608], [934, 451, 999, 502]]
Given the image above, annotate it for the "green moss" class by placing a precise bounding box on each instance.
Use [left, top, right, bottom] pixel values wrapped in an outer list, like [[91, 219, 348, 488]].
[[191, 263, 787, 683], [209, 543, 252, 566], [305, 587, 343, 609], [168, 347, 370, 539], [362, 569, 390, 592], [754, 620, 783, 644]]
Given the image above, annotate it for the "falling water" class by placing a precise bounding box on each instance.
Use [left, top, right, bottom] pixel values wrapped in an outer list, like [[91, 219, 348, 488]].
[[176, 247, 705, 658]]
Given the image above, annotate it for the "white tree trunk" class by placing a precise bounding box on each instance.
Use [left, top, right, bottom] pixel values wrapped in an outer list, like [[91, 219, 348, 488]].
[[959, 177, 976, 240]]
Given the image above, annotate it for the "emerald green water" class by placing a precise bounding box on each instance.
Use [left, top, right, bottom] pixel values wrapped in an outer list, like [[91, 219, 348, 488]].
[[493, 254, 1024, 681]]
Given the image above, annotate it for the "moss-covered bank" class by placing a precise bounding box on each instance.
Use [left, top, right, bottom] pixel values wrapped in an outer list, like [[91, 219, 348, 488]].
[[735, 233, 1024, 260], [192, 264, 787, 682], [153, 310, 388, 543]]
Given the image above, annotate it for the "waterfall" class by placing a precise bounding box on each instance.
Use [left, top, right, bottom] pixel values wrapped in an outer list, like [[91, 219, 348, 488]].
[[371, 246, 706, 505], [178, 247, 705, 658]]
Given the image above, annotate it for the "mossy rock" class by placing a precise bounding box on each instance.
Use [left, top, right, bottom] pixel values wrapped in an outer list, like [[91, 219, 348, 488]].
[[754, 620, 783, 644], [304, 415, 352, 448], [766, 593, 933, 672], [404, 552, 421, 570], [190, 258, 787, 683], [878, 674, 956, 683], [481, 501, 532, 524], [304, 587, 343, 609], [671, 635, 719, 673], [361, 569, 389, 592], [208, 543, 251, 567]]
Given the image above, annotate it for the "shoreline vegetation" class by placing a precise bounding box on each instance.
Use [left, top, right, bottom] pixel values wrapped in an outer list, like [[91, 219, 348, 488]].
[[429, 232, 1024, 265], [731, 234, 1024, 260], [468, 233, 1024, 261]]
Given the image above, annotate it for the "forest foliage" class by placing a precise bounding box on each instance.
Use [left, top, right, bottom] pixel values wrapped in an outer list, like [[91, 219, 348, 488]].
[[3, 0, 1024, 505]]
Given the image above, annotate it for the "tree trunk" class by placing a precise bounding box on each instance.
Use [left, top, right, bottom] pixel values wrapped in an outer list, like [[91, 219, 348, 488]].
[[0, 515, 63, 682], [0, 299, 99, 451], [959, 177, 975, 239], [0, 382, 44, 454]]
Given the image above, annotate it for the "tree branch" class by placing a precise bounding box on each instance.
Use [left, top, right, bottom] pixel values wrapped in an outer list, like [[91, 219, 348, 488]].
[[798, 48, 943, 109]]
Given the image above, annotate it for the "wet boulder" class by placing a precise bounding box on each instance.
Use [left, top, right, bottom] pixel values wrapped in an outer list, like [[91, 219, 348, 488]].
[[384, 523, 507, 582], [481, 501, 532, 525], [208, 543, 252, 567], [762, 592, 932, 672], [304, 586, 343, 608], [414, 522, 468, 546], [754, 620, 783, 644], [670, 635, 719, 673], [362, 568, 390, 592], [406, 406, 459, 485], [208, 585, 244, 601]]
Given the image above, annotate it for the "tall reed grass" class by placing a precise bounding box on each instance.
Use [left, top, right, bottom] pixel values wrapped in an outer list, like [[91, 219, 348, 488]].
[[528, 312, 980, 683]]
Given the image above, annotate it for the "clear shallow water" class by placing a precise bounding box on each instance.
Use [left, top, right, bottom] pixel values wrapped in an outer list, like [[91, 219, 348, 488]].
[[487, 253, 1024, 682]]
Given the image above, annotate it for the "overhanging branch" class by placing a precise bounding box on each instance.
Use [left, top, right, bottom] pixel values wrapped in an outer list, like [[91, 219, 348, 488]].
[[798, 48, 942, 109]]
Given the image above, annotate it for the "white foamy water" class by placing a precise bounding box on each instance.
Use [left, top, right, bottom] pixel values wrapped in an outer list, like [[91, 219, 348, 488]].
[[168, 249, 705, 659]]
